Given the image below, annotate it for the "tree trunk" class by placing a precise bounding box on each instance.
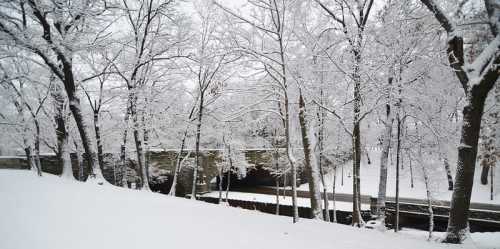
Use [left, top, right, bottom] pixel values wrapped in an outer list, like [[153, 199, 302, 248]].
[[14, 98, 37, 174], [225, 143, 233, 202], [284, 91, 299, 223], [422, 165, 434, 241], [298, 92, 323, 220], [317, 106, 330, 222], [394, 114, 401, 232], [32, 118, 42, 176], [53, 83, 72, 179], [351, 46, 364, 226], [376, 78, 394, 219], [481, 164, 491, 185], [191, 93, 204, 199], [444, 94, 489, 243], [332, 166, 337, 223], [120, 98, 131, 188], [170, 131, 188, 196], [408, 150, 414, 188], [129, 91, 149, 191], [491, 166, 494, 201], [73, 139, 84, 181], [218, 167, 223, 203], [443, 157, 454, 190], [93, 111, 104, 171], [63, 65, 103, 184], [275, 175, 280, 215]]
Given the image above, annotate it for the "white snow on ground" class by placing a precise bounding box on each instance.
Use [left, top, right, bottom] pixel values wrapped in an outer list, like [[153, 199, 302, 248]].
[[299, 150, 500, 204], [398, 229, 500, 249], [0, 169, 487, 249], [201, 191, 371, 211]]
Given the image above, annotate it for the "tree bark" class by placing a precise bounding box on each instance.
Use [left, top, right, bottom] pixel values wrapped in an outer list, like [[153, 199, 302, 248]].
[[443, 157, 454, 190], [395, 114, 401, 232], [191, 93, 204, 199], [444, 94, 490, 242], [62, 61, 103, 184], [298, 92, 323, 220], [120, 97, 132, 188], [93, 111, 104, 172], [376, 77, 394, 220], [52, 83, 72, 179], [129, 90, 149, 191]]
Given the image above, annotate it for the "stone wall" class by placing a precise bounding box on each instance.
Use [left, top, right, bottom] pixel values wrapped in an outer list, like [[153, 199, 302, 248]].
[[0, 149, 294, 196]]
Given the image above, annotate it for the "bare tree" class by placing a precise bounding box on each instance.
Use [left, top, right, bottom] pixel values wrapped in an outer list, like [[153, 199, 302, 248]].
[[0, 0, 109, 183], [419, 0, 499, 243]]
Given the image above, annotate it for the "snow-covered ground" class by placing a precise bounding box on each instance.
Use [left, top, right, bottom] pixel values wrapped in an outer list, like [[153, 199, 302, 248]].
[[1, 169, 495, 249], [201, 191, 371, 211], [299, 150, 500, 204]]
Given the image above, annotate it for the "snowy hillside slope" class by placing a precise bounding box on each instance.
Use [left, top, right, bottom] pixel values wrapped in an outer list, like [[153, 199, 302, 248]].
[[299, 150, 500, 204], [0, 170, 478, 249]]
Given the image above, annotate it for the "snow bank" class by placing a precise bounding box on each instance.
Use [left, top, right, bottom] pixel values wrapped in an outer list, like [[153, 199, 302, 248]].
[[0, 170, 471, 249]]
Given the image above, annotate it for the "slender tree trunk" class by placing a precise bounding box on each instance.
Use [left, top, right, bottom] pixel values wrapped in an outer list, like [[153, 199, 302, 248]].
[[129, 91, 149, 191], [218, 166, 223, 203], [143, 123, 150, 188], [376, 76, 394, 220], [317, 105, 330, 222], [443, 157, 454, 190], [275, 175, 280, 215], [225, 143, 233, 202], [422, 164, 434, 241], [284, 92, 298, 222], [273, 138, 281, 215], [408, 150, 414, 188], [93, 111, 104, 172], [332, 166, 337, 223], [351, 48, 364, 226], [33, 119, 42, 176], [120, 98, 132, 188], [298, 92, 323, 220], [394, 114, 401, 232], [170, 103, 197, 196], [170, 131, 188, 196], [191, 94, 204, 199], [491, 167, 494, 201]]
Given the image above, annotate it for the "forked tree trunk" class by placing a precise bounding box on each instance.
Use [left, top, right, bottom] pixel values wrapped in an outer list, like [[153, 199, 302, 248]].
[[63, 64, 103, 184], [170, 131, 188, 196]]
